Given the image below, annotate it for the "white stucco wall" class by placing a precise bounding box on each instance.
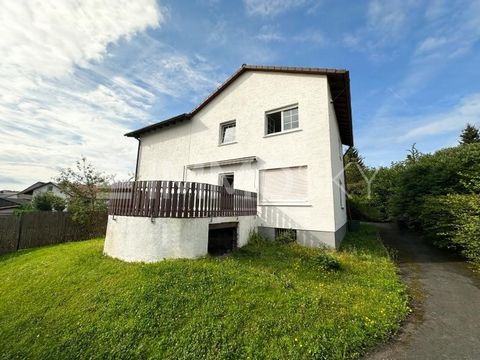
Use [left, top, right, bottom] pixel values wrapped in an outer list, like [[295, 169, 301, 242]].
[[327, 86, 348, 231], [137, 71, 343, 234], [104, 215, 256, 262], [32, 184, 67, 199]]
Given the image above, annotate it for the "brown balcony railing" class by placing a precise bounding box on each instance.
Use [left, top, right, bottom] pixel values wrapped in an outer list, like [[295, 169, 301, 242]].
[[109, 180, 257, 218]]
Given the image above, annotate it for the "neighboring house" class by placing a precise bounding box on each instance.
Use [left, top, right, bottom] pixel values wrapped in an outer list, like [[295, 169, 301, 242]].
[[105, 64, 353, 262], [17, 182, 67, 200], [0, 182, 67, 214], [0, 197, 30, 215]]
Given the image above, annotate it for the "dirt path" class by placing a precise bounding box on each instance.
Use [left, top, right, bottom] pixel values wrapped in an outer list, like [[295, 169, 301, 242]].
[[365, 223, 480, 360]]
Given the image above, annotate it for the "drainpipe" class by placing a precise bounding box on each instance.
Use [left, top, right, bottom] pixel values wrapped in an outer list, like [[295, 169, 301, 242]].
[[343, 146, 352, 221], [134, 137, 141, 181]]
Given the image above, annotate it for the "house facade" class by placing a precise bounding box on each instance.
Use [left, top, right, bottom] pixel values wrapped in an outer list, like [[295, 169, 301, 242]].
[[0, 182, 67, 214], [104, 65, 353, 262]]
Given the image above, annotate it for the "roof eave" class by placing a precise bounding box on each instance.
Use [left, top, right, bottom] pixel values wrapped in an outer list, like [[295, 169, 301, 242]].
[[125, 113, 191, 138]]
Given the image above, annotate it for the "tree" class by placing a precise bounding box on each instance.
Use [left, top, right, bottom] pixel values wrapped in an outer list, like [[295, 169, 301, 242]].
[[343, 147, 370, 196], [32, 192, 66, 211], [459, 123, 480, 144], [55, 157, 110, 225], [405, 143, 422, 164]]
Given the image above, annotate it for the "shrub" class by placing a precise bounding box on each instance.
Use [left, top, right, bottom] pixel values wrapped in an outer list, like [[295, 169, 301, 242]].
[[420, 194, 480, 264], [312, 252, 341, 271], [13, 202, 34, 215], [389, 143, 480, 229], [275, 229, 296, 244], [32, 192, 66, 212], [348, 195, 382, 222], [248, 230, 268, 246]]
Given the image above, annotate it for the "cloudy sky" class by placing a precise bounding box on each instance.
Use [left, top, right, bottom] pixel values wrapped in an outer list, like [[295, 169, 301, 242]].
[[1, 0, 480, 190]]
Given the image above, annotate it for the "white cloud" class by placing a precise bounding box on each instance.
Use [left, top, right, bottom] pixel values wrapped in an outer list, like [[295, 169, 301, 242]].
[[424, 0, 449, 20], [256, 25, 325, 45], [400, 93, 480, 141], [256, 25, 285, 42], [0, 0, 164, 189], [415, 36, 448, 54], [243, 0, 316, 17], [415, 1, 480, 61], [0, 1, 162, 97], [355, 93, 480, 166], [343, 0, 419, 58]]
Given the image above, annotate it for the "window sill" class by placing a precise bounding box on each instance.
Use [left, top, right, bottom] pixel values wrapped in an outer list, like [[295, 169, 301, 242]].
[[263, 128, 302, 138], [218, 141, 238, 147], [259, 202, 311, 207]]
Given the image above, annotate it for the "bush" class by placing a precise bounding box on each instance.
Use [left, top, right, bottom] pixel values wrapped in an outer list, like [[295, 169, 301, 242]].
[[348, 195, 383, 222], [275, 229, 296, 244], [312, 252, 341, 271], [389, 143, 480, 229], [247, 230, 268, 246], [13, 202, 34, 215], [32, 192, 66, 212], [420, 194, 480, 264]]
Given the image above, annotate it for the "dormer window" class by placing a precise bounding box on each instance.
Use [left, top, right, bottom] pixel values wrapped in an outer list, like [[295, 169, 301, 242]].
[[266, 105, 299, 135], [219, 120, 236, 145]]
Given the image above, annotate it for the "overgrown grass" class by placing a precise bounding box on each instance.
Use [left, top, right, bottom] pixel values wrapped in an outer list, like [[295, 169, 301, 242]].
[[0, 224, 408, 359]]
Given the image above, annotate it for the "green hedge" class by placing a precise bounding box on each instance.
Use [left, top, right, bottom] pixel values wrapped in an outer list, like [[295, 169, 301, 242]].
[[388, 143, 480, 229], [420, 194, 480, 265], [348, 195, 383, 222]]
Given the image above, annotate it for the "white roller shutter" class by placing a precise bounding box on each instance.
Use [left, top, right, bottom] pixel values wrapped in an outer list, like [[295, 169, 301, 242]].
[[259, 166, 308, 203]]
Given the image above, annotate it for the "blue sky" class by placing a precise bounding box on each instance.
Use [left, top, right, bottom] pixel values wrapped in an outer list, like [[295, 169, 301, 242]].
[[1, 0, 480, 190]]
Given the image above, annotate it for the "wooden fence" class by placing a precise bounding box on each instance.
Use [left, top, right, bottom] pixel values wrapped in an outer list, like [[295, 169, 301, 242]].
[[0, 212, 107, 255], [109, 181, 257, 218]]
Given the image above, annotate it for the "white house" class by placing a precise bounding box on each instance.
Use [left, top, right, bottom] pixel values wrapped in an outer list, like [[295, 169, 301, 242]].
[[104, 65, 353, 262], [0, 182, 68, 214], [18, 182, 67, 200]]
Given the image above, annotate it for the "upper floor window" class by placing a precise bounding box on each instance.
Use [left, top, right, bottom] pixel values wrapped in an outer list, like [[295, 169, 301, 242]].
[[47, 185, 53, 192], [220, 120, 236, 144], [266, 106, 299, 135]]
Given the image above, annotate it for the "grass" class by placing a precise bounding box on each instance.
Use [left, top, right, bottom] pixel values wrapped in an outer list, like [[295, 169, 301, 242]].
[[0, 224, 408, 360]]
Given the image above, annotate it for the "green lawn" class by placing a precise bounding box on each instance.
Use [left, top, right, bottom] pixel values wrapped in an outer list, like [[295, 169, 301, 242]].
[[0, 225, 408, 360]]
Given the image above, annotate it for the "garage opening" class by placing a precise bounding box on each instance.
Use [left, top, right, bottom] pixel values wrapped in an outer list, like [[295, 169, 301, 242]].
[[208, 222, 238, 255]]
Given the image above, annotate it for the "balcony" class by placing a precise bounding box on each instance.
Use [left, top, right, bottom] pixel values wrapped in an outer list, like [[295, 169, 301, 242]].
[[109, 180, 257, 218]]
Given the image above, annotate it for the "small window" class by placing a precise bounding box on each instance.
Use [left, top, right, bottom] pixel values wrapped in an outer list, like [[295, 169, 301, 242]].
[[266, 106, 299, 135], [219, 173, 234, 190], [220, 121, 236, 144], [47, 185, 53, 192]]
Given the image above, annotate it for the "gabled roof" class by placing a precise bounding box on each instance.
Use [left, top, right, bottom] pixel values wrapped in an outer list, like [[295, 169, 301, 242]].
[[0, 197, 29, 208], [19, 181, 56, 195], [126, 64, 353, 146]]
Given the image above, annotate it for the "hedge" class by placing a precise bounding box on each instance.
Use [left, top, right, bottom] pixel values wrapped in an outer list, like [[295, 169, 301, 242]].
[[420, 194, 480, 265]]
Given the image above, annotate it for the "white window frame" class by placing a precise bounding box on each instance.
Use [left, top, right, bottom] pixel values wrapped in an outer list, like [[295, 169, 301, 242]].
[[219, 120, 236, 145], [264, 104, 299, 136], [218, 172, 234, 189]]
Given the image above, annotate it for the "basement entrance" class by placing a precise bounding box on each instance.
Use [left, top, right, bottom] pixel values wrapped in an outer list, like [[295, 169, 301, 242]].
[[208, 222, 238, 255]]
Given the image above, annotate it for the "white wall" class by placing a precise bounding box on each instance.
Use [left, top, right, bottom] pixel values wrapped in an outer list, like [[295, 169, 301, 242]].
[[32, 184, 67, 199], [137, 71, 342, 234], [104, 215, 256, 262], [327, 86, 348, 231]]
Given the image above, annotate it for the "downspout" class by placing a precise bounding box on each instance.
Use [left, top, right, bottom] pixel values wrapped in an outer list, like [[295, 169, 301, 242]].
[[343, 146, 352, 222], [134, 137, 141, 181]]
